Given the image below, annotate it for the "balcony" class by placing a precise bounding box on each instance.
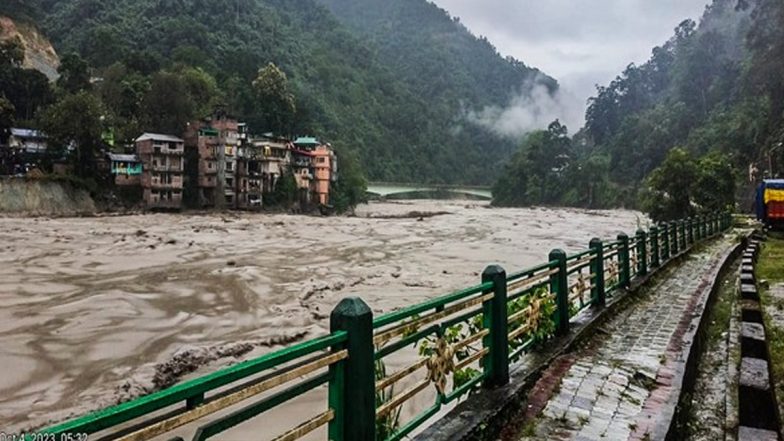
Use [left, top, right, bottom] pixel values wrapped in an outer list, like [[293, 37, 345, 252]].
[[144, 175, 183, 189], [150, 181, 183, 190], [153, 147, 184, 156], [198, 176, 217, 188], [151, 163, 184, 172], [199, 161, 218, 175]]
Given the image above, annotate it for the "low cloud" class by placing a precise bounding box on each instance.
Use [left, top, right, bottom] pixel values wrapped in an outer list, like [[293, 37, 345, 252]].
[[466, 78, 585, 139]]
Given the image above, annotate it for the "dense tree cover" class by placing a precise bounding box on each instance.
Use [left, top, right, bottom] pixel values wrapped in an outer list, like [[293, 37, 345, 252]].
[[38, 90, 103, 177], [3, 0, 558, 186], [252, 63, 296, 135], [0, 37, 53, 124], [495, 0, 784, 220], [641, 149, 736, 222]]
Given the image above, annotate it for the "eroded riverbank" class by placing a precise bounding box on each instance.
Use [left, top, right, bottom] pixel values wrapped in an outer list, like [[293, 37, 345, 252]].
[[0, 200, 645, 434]]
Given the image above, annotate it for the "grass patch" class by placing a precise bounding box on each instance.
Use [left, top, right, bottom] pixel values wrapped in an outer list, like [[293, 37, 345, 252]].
[[757, 233, 784, 284], [757, 234, 784, 420]]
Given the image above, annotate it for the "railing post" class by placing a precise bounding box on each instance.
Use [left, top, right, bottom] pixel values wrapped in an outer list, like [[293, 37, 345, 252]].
[[688, 217, 694, 245], [650, 226, 660, 268], [618, 233, 631, 288], [678, 220, 689, 251], [661, 224, 670, 261], [699, 215, 706, 239], [590, 238, 605, 307], [482, 265, 508, 388], [670, 221, 679, 255], [549, 249, 569, 336], [330, 297, 375, 441], [636, 229, 648, 277]]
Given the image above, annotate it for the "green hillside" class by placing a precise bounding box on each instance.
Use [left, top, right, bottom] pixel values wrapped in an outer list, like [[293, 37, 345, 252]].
[[2, 0, 558, 185], [493, 0, 784, 219]]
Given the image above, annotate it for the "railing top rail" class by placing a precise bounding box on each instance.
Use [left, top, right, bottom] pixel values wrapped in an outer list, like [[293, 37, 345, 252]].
[[566, 249, 595, 261], [372, 281, 493, 329], [506, 260, 559, 282], [43, 331, 347, 435]]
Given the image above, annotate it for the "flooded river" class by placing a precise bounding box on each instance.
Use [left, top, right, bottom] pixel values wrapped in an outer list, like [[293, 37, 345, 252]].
[[0, 200, 645, 436]]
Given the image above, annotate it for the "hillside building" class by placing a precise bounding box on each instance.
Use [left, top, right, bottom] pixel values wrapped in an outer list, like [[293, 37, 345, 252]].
[[184, 114, 240, 209], [107, 153, 142, 186], [135, 133, 185, 209]]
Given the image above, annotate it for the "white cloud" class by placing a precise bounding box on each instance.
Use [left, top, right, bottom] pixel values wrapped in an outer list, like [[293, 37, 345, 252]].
[[433, 0, 710, 128], [467, 75, 584, 138]]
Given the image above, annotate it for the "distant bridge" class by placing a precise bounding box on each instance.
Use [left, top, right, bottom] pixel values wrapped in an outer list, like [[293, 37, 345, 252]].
[[366, 182, 493, 200]]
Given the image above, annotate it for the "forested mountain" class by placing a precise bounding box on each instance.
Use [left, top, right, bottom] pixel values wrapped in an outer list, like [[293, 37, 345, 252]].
[[493, 0, 784, 220], [0, 0, 556, 185], [317, 0, 556, 119]]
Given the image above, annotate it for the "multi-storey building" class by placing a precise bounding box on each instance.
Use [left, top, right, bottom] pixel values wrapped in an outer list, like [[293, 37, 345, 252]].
[[255, 134, 291, 194], [135, 133, 185, 209], [184, 114, 240, 209], [290, 149, 314, 207], [107, 153, 142, 186], [311, 143, 338, 206], [236, 139, 263, 210], [293, 137, 337, 206]]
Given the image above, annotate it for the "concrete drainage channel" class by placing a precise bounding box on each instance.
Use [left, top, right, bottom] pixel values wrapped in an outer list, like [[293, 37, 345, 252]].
[[738, 233, 782, 440]]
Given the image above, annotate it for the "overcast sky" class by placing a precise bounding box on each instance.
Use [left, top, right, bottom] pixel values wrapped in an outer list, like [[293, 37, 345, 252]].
[[431, 0, 711, 127]]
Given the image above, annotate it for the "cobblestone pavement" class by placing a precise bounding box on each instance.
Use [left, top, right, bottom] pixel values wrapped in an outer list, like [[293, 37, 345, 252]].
[[520, 235, 737, 441]]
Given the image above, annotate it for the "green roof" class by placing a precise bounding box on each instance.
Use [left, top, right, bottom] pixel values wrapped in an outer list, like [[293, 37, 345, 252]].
[[294, 136, 319, 146]]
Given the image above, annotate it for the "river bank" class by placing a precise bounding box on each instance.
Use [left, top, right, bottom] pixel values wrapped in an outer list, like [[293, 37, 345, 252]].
[[0, 200, 645, 436]]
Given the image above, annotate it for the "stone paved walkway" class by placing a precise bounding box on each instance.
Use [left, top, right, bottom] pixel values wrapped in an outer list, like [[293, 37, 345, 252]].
[[520, 234, 737, 441]]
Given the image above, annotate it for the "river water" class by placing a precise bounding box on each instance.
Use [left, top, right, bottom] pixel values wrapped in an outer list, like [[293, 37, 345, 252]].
[[0, 200, 645, 437]]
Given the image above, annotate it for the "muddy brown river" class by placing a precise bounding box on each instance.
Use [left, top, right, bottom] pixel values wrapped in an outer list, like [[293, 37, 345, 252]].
[[0, 200, 645, 438]]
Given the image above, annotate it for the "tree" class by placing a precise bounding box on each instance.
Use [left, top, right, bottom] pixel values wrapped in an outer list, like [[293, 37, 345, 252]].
[[693, 153, 736, 213], [141, 71, 195, 134], [266, 170, 297, 208], [0, 37, 24, 68], [97, 62, 149, 142], [330, 150, 367, 213], [57, 53, 91, 93], [39, 91, 104, 177], [175, 66, 221, 118], [252, 63, 296, 135], [492, 120, 572, 207], [642, 148, 697, 222], [0, 94, 14, 143]]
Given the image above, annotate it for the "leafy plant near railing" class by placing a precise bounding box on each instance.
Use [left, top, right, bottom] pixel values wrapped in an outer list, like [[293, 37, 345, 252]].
[[375, 359, 401, 439], [411, 287, 557, 395], [508, 288, 557, 362]]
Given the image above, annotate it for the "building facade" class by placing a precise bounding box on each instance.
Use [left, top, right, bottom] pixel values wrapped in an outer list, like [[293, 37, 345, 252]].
[[107, 153, 142, 186], [135, 133, 185, 209], [184, 115, 240, 209], [8, 128, 48, 153]]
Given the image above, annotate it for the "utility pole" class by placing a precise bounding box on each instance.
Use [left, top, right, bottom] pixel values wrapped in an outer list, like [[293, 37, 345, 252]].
[[770, 142, 782, 178]]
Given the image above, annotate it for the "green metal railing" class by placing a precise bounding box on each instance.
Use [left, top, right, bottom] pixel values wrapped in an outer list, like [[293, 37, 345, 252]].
[[34, 212, 733, 441]]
